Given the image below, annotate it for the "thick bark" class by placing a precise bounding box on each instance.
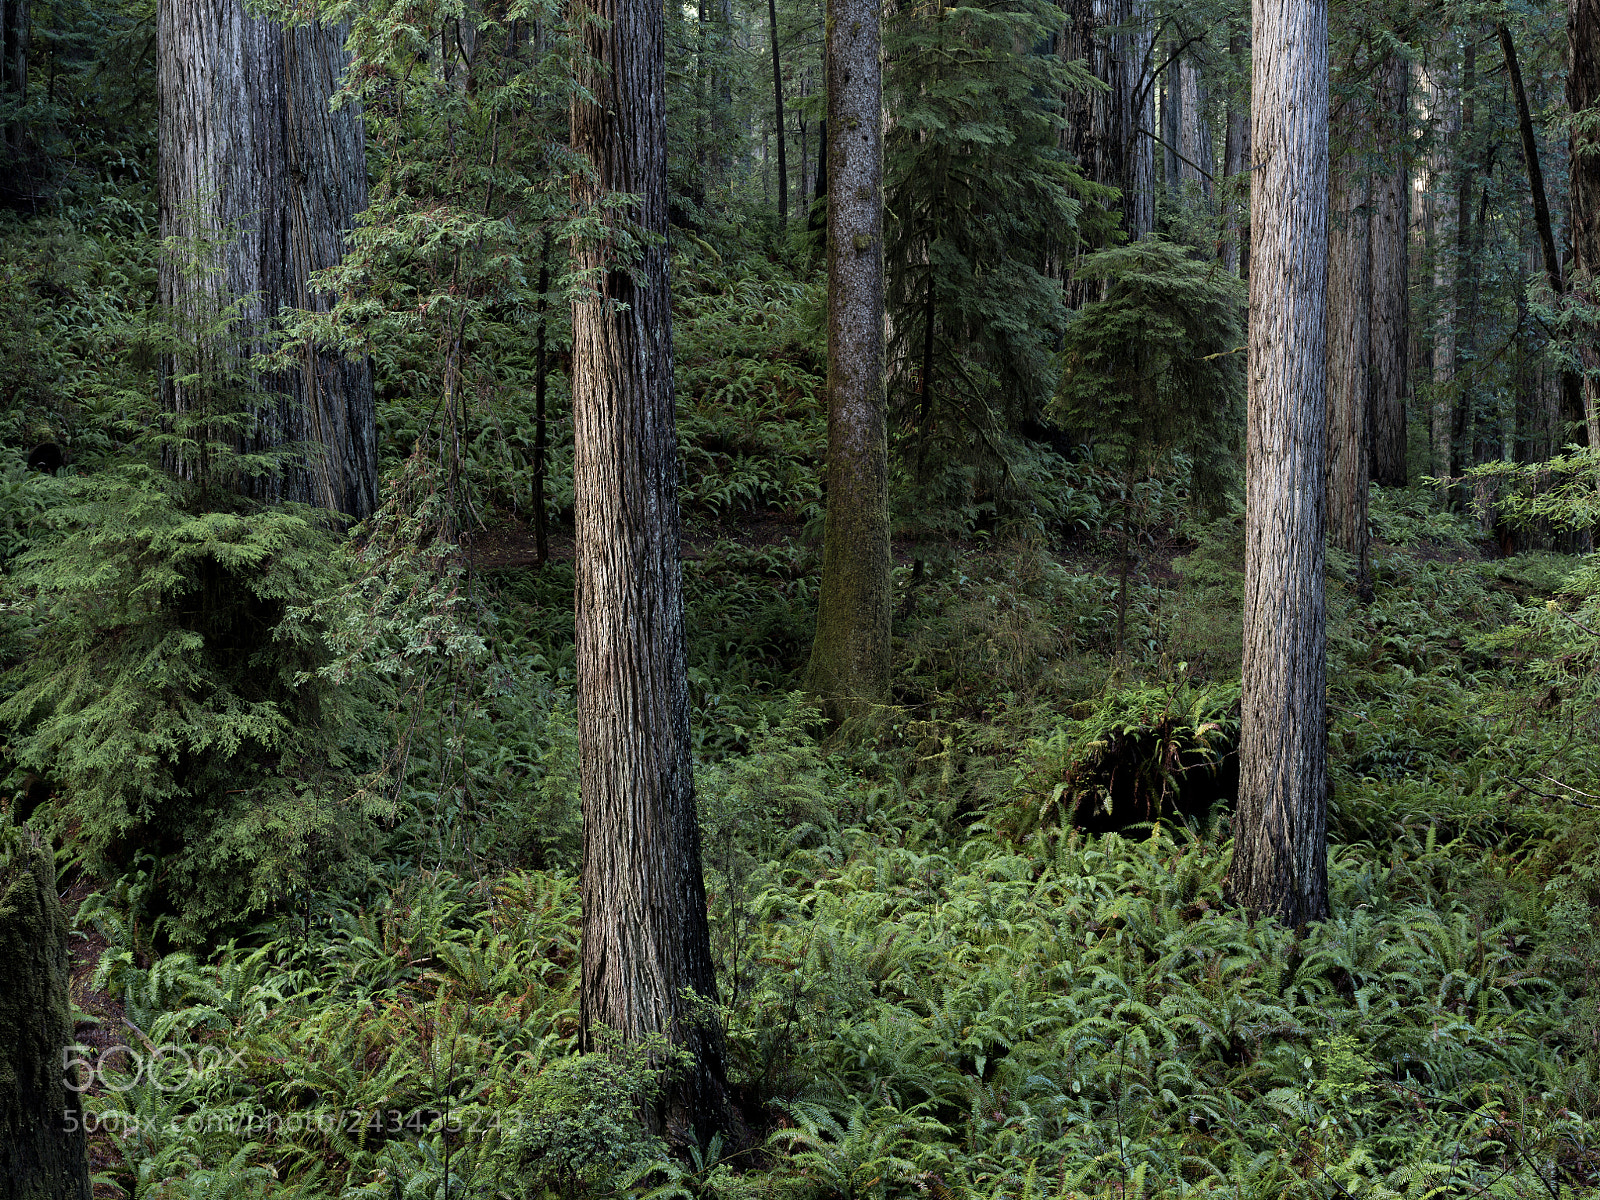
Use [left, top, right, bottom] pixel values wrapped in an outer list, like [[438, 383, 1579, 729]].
[[768, 0, 787, 223], [1178, 55, 1211, 197], [571, 0, 726, 1141], [806, 0, 890, 722], [1228, 0, 1329, 928], [158, 0, 376, 518], [1369, 51, 1408, 486], [1327, 137, 1371, 597], [0, 839, 91, 1200], [1066, 0, 1155, 240]]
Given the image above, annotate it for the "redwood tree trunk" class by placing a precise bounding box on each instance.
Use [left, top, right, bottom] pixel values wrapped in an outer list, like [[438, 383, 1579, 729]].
[[806, 0, 891, 722], [1369, 51, 1409, 487], [570, 0, 726, 1139], [0, 839, 91, 1200], [158, 0, 377, 518], [1228, 0, 1329, 927]]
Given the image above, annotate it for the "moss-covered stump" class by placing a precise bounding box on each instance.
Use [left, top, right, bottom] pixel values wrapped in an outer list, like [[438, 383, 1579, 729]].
[[0, 833, 90, 1200]]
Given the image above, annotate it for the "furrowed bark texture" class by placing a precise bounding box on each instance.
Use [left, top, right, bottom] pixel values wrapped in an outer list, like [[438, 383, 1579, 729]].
[[0, 839, 91, 1200], [1327, 135, 1370, 596], [806, 0, 891, 722], [570, 0, 726, 1140], [1572, 0, 1600, 449], [1369, 51, 1408, 487], [158, 0, 376, 518], [1229, 0, 1329, 927], [1062, 0, 1155, 240]]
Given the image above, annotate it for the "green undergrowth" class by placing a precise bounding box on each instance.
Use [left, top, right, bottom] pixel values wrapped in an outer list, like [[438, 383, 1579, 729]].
[[66, 737, 1600, 1200]]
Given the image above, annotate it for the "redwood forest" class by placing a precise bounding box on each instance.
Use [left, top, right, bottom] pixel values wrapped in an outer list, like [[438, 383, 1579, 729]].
[[2, 0, 1600, 1195]]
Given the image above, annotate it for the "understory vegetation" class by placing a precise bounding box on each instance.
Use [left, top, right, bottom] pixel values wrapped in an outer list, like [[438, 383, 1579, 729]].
[[3, 4, 1600, 1192], [5, 236, 1600, 1200]]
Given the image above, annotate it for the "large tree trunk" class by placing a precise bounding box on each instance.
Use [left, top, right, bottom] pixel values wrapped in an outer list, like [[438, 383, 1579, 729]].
[[158, 0, 377, 518], [1327, 130, 1371, 598], [1228, 0, 1329, 927], [1178, 54, 1211, 197], [570, 0, 726, 1141], [806, 0, 890, 722], [1369, 50, 1409, 487], [0, 837, 91, 1200], [1068, 0, 1155, 241]]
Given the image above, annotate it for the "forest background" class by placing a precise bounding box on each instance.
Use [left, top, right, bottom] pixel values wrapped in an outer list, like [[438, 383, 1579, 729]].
[[3, 0, 1600, 1195]]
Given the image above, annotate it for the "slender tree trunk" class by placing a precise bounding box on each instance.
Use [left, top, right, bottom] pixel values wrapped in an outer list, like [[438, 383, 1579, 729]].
[[1448, 40, 1476, 490], [1221, 25, 1249, 276], [0, 839, 91, 1200], [1228, 0, 1329, 927], [768, 0, 788, 224], [571, 0, 726, 1138], [1428, 58, 1458, 483], [1369, 50, 1409, 486], [532, 230, 553, 565], [1161, 41, 1181, 193], [158, 0, 377, 518], [1570, 0, 1600, 451], [1328, 130, 1371, 598], [806, 0, 890, 723]]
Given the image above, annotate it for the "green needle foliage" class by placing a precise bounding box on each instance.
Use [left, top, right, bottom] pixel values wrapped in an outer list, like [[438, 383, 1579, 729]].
[[1053, 236, 1245, 505], [883, 0, 1103, 540]]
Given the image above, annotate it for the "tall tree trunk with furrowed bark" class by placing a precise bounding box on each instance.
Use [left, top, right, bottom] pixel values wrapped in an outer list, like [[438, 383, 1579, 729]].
[[806, 0, 890, 723], [1228, 0, 1330, 927], [570, 0, 727, 1141], [158, 0, 376, 518]]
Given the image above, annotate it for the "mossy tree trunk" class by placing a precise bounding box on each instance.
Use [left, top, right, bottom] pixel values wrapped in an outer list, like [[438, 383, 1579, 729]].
[[806, 0, 891, 724], [1227, 0, 1330, 928], [570, 0, 727, 1142], [0, 837, 90, 1200]]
